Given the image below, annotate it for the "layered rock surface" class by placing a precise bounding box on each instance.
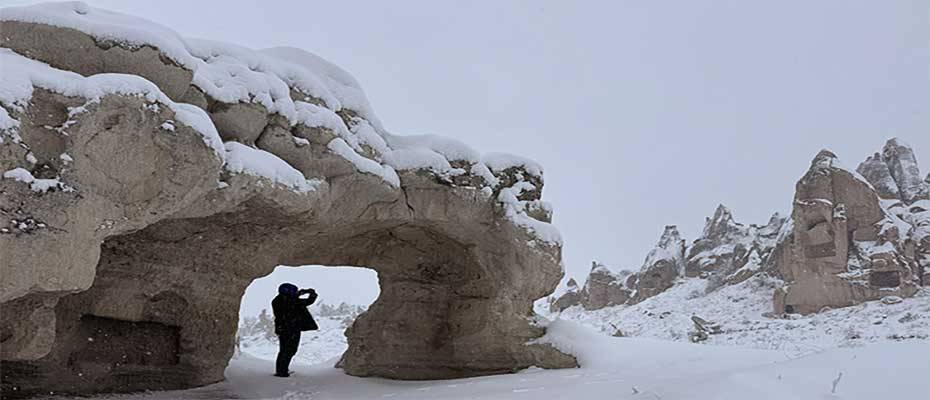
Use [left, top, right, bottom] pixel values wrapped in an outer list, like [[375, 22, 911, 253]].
[[552, 140, 927, 317], [0, 2, 573, 398]]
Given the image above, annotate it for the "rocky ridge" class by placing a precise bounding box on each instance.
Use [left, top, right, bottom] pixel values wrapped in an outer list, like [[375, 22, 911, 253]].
[[552, 138, 929, 316]]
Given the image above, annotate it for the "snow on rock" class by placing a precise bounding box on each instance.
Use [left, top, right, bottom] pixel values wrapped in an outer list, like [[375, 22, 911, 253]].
[[386, 133, 481, 164], [292, 100, 350, 136], [0, 48, 225, 158], [381, 147, 456, 173], [261, 46, 381, 127], [327, 138, 400, 187], [188, 38, 337, 120], [644, 225, 686, 273], [498, 181, 562, 245], [0, 106, 21, 143], [381, 133, 486, 180], [0, 1, 560, 244], [223, 142, 321, 193], [0, 1, 197, 69], [482, 152, 544, 179], [3, 167, 70, 193]]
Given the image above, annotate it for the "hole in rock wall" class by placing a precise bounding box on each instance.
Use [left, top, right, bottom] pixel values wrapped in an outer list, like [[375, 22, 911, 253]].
[[70, 315, 181, 367], [235, 265, 380, 366], [869, 270, 901, 288]]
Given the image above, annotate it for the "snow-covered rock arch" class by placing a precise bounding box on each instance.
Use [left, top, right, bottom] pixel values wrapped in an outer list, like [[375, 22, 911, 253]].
[[0, 3, 575, 398]]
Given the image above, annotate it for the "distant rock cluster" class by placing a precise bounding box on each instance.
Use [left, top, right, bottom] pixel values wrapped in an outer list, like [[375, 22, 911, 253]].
[[552, 138, 929, 316]]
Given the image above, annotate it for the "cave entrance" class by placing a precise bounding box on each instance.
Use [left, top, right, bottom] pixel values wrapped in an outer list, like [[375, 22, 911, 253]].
[[236, 265, 380, 366]]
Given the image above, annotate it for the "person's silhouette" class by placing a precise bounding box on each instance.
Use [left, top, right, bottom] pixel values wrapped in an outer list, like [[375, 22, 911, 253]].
[[271, 283, 318, 377]]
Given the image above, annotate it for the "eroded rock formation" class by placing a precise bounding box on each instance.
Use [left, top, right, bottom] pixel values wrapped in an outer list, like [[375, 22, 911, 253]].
[[0, 3, 574, 398], [552, 209, 785, 310], [771, 150, 921, 314], [552, 141, 927, 317]]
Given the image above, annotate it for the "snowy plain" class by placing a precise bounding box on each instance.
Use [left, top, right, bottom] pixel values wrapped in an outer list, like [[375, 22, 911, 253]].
[[129, 274, 928, 400], [38, 319, 929, 400], [31, 261, 930, 400]]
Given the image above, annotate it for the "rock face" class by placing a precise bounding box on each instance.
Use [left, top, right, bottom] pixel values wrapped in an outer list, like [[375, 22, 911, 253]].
[[0, 3, 573, 398], [772, 150, 920, 314]]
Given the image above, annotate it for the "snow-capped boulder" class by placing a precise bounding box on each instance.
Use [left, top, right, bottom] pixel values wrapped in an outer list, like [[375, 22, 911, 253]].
[[0, 4, 195, 101], [772, 150, 920, 315], [0, 3, 573, 397]]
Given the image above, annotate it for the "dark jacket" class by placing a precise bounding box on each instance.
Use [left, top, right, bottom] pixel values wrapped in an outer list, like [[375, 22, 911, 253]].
[[271, 290, 318, 335]]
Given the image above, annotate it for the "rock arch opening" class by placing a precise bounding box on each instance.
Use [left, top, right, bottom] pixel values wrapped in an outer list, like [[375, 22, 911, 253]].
[[236, 265, 380, 365], [1, 204, 574, 398]]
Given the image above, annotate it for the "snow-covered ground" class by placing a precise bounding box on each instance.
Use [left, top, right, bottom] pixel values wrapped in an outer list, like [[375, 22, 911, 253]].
[[236, 302, 367, 367], [540, 276, 930, 357], [237, 314, 352, 367], [39, 319, 929, 400], [34, 276, 930, 399]]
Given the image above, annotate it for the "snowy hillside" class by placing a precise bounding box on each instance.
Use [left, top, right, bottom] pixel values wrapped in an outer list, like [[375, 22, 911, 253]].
[[539, 276, 930, 356]]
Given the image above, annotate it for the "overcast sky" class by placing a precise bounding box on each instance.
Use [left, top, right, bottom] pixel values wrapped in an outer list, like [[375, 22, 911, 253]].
[[4, 0, 926, 312]]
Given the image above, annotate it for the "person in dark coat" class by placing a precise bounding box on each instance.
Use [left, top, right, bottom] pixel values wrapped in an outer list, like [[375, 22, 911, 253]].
[[271, 282, 318, 377]]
